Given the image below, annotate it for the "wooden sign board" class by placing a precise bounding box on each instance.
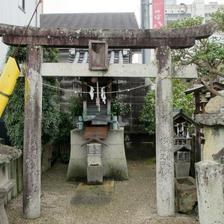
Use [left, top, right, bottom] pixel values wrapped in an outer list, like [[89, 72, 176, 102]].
[[89, 40, 108, 71]]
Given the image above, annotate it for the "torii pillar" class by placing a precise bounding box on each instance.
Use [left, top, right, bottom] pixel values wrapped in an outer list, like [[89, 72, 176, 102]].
[[156, 46, 174, 216], [0, 22, 215, 219], [23, 45, 42, 219]]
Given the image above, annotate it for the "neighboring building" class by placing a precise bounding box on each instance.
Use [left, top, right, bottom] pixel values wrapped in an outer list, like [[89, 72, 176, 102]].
[[0, 0, 43, 70], [165, 0, 224, 24], [40, 12, 146, 133], [165, 0, 177, 5]]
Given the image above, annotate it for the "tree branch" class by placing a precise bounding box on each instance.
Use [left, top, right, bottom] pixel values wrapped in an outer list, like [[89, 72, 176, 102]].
[[200, 79, 223, 96]]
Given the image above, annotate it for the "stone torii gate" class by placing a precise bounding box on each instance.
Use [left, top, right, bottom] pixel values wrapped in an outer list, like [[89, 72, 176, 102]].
[[0, 23, 215, 219]]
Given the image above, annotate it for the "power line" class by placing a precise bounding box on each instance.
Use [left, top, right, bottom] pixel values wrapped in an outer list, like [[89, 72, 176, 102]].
[[13, 0, 43, 58]]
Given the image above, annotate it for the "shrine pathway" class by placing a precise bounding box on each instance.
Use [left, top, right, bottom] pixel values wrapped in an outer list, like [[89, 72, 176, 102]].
[[7, 160, 198, 224]]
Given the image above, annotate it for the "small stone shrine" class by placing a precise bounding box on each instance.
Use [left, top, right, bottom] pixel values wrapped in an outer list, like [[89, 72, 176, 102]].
[[173, 110, 197, 214], [67, 41, 128, 183], [173, 109, 194, 178]]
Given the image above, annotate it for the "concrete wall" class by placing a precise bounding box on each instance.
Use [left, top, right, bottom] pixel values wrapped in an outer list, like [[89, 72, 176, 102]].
[[0, 0, 43, 70]]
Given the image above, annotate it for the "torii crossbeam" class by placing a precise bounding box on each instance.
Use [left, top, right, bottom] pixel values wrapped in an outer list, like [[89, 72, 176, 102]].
[[0, 23, 216, 219], [0, 22, 215, 48]]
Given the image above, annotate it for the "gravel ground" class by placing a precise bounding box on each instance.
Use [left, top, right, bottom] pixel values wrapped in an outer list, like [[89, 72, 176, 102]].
[[6, 161, 199, 224]]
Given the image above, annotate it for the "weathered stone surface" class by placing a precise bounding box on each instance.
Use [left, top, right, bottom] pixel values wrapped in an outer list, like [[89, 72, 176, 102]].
[[0, 22, 216, 48], [195, 113, 224, 126], [175, 162, 190, 178], [23, 45, 42, 219], [0, 144, 21, 165], [87, 165, 103, 184], [0, 144, 21, 204], [70, 180, 114, 206], [203, 127, 224, 160], [212, 148, 224, 162], [87, 144, 103, 184], [156, 46, 175, 216], [175, 177, 197, 214], [196, 96, 224, 160], [0, 192, 9, 224], [195, 160, 224, 224], [205, 95, 224, 114], [0, 180, 14, 224], [67, 128, 128, 180]]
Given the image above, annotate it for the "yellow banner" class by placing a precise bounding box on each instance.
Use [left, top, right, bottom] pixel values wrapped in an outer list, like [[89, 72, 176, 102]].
[[0, 57, 20, 118]]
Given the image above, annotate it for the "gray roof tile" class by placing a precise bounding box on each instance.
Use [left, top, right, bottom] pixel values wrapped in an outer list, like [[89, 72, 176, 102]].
[[40, 12, 139, 29]]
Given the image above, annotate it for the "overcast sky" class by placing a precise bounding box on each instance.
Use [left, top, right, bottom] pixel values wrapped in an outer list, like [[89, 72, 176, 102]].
[[43, 0, 224, 24], [43, 0, 193, 14]]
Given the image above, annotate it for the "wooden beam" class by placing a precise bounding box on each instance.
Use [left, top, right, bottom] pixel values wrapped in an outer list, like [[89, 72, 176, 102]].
[[0, 23, 216, 49], [40, 63, 197, 79], [23, 45, 42, 219]]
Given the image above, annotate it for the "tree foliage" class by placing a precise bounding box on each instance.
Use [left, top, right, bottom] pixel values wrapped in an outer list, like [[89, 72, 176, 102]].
[[140, 10, 224, 134], [173, 80, 194, 116], [4, 47, 61, 149], [140, 81, 194, 135], [167, 13, 224, 94], [139, 91, 155, 135]]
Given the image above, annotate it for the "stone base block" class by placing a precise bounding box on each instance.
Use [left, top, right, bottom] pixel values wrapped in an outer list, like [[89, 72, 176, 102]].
[[0, 197, 9, 224], [87, 165, 103, 184], [196, 160, 224, 224], [175, 176, 197, 214], [175, 162, 190, 178]]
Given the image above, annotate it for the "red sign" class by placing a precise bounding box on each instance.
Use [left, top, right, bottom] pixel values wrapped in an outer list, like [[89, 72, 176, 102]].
[[152, 0, 165, 29]]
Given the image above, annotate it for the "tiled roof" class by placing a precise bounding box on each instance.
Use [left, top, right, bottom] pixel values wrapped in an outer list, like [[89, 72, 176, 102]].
[[67, 49, 131, 64], [40, 12, 139, 29]]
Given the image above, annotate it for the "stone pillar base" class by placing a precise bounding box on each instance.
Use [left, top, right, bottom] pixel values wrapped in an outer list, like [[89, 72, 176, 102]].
[[0, 196, 9, 224], [196, 160, 224, 224]]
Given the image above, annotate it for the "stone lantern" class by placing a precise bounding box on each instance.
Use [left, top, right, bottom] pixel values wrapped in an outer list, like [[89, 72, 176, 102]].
[[196, 95, 224, 161], [0, 144, 21, 224], [195, 95, 224, 224]]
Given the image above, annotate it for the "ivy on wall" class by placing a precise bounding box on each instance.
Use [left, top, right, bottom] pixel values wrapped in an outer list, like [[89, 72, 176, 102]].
[[3, 47, 61, 149]]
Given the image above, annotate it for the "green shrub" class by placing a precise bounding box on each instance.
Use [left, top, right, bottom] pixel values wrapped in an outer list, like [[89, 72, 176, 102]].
[[111, 99, 131, 116]]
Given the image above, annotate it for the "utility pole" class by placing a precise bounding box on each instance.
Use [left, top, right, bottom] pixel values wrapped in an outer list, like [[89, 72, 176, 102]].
[[141, 0, 151, 64], [141, 0, 151, 89]]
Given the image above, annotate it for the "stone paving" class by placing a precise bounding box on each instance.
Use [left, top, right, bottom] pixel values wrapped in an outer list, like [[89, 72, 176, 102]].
[[6, 161, 198, 224]]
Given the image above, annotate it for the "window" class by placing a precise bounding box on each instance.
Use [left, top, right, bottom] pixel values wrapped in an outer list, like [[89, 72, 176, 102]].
[[18, 0, 25, 12]]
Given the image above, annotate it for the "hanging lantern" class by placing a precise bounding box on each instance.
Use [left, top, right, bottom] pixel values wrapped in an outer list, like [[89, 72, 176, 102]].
[[0, 57, 20, 118]]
